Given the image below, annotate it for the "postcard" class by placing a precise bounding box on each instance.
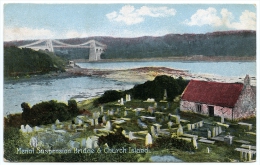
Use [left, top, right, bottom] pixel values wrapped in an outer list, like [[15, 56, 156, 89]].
[[1, 0, 258, 163]]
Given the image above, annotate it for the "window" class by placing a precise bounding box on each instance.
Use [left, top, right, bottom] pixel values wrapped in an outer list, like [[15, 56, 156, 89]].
[[196, 104, 202, 113]]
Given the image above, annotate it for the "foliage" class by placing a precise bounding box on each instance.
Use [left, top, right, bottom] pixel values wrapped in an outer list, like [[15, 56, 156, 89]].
[[153, 136, 195, 152], [21, 100, 78, 126], [94, 75, 188, 106], [130, 75, 189, 101], [4, 46, 66, 77], [94, 90, 123, 106], [98, 128, 129, 147], [4, 127, 25, 161]]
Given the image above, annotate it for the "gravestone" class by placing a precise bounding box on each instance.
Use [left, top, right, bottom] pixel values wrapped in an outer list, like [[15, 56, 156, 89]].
[[192, 137, 198, 149], [95, 119, 99, 126], [93, 141, 99, 148], [221, 116, 224, 123], [100, 106, 104, 114], [90, 119, 94, 126], [199, 121, 203, 127], [81, 138, 86, 148], [86, 137, 93, 148], [212, 127, 216, 137], [120, 98, 124, 105], [207, 147, 210, 153], [191, 124, 195, 130], [176, 115, 180, 124], [187, 124, 191, 131], [55, 119, 60, 125], [20, 125, 26, 133], [215, 126, 219, 136], [151, 126, 156, 137], [168, 121, 173, 129], [126, 94, 131, 102], [26, 124, 33, 133], [106, 121, 111, 130], [78, 119, 83, 126], [30, 137, 38, 148], [102, 116, 106, 124], [129, 131, 134, 140], [145, 133, 153, 146], [224, 135, 233, 145], [51, 124, 56, 131], [154, 102, 157, 108], [177, 124, 183, 137], [208, 130, 211, 138], [107, 110, 110, 116], [219, 126, 222, 134]]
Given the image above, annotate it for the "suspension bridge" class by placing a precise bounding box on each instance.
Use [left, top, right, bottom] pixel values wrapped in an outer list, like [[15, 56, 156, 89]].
[[18, 39, 107, 61]]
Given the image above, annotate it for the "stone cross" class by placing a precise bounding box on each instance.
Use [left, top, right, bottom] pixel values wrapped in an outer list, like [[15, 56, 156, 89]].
[[86, 137, 92, 148], [145, 133, 153, 147]]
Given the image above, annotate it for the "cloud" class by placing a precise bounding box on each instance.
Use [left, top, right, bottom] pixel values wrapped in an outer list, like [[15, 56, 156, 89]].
[[65, 31, 88, 38], [106, 5, 176, 25], [4, 27, 55, 41], [184, 8, 256, 30]]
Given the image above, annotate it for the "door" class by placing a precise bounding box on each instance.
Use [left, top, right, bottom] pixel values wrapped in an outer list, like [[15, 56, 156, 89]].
[[208, 106, 214, 117]]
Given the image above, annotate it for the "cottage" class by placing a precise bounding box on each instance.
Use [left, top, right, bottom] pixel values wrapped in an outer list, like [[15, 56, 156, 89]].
[[180, 75, 256, 120]]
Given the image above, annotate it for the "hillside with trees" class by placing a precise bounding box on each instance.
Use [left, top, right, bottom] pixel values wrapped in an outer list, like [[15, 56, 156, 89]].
[[4, 30, 255, 60], [4, 46, 66, 77]]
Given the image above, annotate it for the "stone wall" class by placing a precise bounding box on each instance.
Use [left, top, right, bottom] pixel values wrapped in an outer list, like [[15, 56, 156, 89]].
[[232, 85, 256, 120]]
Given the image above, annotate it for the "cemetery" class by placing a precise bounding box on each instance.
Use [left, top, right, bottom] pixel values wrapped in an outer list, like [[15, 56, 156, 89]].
[[14, 93, 256, 162]]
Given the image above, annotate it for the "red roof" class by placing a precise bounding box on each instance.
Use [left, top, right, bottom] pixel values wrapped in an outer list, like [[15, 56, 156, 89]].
[[181, 80, 244, 107]]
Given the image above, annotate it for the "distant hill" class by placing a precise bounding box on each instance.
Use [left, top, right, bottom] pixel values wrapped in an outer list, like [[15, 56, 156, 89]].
[[4, 46, 66, 77], [4, 30, 256, 60]]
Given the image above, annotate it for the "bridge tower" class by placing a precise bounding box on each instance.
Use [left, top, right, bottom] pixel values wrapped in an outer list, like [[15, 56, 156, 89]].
[[45, 40, 54, 52], [89, 41, 104, 61]]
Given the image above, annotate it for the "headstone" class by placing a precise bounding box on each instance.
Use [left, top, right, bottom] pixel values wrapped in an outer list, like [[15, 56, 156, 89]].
[[86, 137, 93, 148], [206, 147, 210, 153], [89, 119, 94, 126], [219, 126, 222, 134], [81, 138, 86, 148], [154, 102, 157, 108], [187, 124, 191, 131], [20, 125, 26, 133], [55, 119, 60, 125], [224, 135, 233, 145], [208, 130, 211, 138], [129, 131, 134, 140], [102, 116, 106, 124], [145, 133, 153, 146], [93, 141, 99, 148], [215, 126, 219, 136], [151, 126, 156, 137], [109, 110, 114, 116], [78, 119, 83, 125], [248, 151, 252, 161], [30, 137, 37, 148], [124, 111, 127, 117], [212, 127, 216, 137], [168, 121, 173, 129], [177, 124, 183, 137], [126, 94, 131, 102], [199, 121, 203, 127], [100, 106, 104, 114], [107, 110, 110, 116], [26, 124, 33, 133], [192, 137, 198, 149], [221, 116, 224, 123], [95, 119, 99, 126], [120, 98, 124, 105], [105, 121, 111, 130], [191, 124, 195, 130], [176, 115, 180, 124]]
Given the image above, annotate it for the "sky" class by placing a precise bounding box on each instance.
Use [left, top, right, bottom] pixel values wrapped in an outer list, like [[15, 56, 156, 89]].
[[2, 1, 257, 41]]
